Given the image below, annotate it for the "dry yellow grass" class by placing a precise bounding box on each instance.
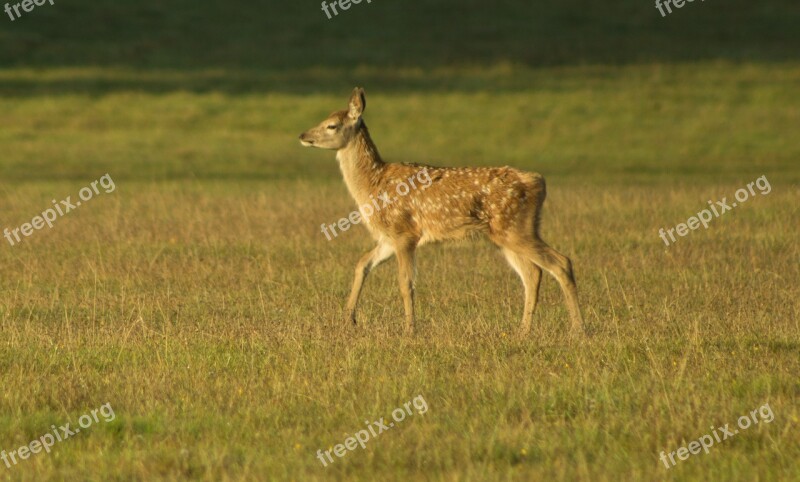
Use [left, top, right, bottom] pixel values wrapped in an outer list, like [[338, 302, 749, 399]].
[[1, 177, 797, 480]]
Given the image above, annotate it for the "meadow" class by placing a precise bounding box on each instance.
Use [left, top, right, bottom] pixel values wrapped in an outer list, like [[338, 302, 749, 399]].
[[1, 0, 799, 480]]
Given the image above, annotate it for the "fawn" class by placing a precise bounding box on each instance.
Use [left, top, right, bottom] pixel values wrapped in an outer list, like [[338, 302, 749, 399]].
[[299, 88, 585, 336]]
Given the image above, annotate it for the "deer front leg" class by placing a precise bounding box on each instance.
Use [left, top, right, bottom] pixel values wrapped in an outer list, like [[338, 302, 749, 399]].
[[345, 241, 395, 325], [394, 239, 418, 335]]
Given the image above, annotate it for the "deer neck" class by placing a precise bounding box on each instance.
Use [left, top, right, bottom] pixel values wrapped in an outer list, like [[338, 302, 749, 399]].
[[335, 123, 385, 206]]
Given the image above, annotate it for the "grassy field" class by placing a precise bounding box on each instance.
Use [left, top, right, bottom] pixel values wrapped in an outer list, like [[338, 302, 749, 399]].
[[1, 1, 799, 481]]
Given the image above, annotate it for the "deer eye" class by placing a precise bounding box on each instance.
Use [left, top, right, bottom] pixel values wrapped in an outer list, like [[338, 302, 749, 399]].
[[326, 124, 338, 130]]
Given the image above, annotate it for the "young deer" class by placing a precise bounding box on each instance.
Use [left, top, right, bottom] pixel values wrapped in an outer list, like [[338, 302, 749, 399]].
[[299, 88, 585, 336]]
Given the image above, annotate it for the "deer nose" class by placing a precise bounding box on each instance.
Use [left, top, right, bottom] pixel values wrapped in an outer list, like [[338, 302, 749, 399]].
[[298, 133, 314, 146]]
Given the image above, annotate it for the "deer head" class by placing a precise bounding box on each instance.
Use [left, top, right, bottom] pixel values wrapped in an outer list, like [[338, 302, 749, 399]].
[[299, 87, 366, 150]]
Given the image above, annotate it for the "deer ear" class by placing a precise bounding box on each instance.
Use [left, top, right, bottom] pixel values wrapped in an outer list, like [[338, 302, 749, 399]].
[[348, 87, 366, 120]]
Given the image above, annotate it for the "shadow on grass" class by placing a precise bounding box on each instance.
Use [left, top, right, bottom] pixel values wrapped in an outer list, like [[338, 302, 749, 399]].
[[0, 0, 798, 96]]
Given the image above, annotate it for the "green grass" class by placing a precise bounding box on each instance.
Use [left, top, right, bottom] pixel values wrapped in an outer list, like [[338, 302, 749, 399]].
[[1, 0, 799, 480]]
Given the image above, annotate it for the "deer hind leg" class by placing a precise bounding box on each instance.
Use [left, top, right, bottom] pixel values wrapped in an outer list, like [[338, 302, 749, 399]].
[[346, 241, 395, 325], [505, 236, 585, 337], [394, 238, 418, 335], [502, 248, 542, 336]]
